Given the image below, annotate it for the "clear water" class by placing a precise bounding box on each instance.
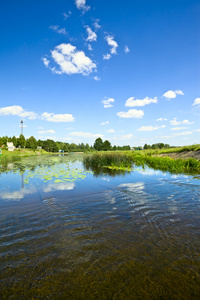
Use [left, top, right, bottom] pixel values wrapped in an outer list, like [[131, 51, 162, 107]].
[[0, 155, 200, 299]]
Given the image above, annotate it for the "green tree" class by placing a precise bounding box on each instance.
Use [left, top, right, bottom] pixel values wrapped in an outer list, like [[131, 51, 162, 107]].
[[63, 144, 69, 152], [103, 140, 111, 151], [26, 136, 37, 150], [85, 143, 90, 151], [11, 136, 17, 147], [94, 137, 103, 151], [17, 134, 26, 148], [43, 139, 58, 152]]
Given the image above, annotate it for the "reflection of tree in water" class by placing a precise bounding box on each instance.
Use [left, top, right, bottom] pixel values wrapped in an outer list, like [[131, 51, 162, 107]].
[[84, 165, 130, 178]]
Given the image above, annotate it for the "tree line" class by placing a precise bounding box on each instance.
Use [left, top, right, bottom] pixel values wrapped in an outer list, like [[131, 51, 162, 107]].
[[0, 135, 131, 152], [0, 135, 173, 152]]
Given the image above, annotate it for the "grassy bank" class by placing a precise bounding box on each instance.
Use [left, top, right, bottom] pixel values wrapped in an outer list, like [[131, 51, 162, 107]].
[[129, 151, 200, 173], [84, 150, 200, 174], [0, 148, 49, 164], [145, 144, 200, 155]]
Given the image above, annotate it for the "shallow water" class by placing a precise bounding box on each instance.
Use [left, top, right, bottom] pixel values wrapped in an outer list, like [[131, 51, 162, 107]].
[[0, 155, 200, 299]]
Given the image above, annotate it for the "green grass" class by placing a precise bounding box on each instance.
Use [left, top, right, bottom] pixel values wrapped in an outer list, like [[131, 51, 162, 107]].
[[143, 144, 200, 155], [0, 148, 49, 165], [84, 152, 133, 169], [129, 151, 200, 173], [84, 150, 200, 175]]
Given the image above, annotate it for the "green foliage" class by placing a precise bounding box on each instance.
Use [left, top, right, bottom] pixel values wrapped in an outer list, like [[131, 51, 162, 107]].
[[17, 134, 26, 148], [84, 152, 133, 169], [43, 139, 59, 152], [26, 136, 37, 150], [103, 140, 111, 151], [94, 137, 104, 151]]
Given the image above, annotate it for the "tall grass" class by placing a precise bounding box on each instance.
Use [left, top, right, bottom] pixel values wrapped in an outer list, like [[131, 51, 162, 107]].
[[130, 153, 200, 173], [84, 151, 200, 174], [84, 152, 133, 169]]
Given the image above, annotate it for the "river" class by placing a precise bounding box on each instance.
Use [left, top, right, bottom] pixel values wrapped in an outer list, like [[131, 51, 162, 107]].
[[0, 154, 200, 299]]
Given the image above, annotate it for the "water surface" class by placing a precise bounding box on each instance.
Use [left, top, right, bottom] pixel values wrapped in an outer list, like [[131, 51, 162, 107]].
[[0, 155, 200, 299]]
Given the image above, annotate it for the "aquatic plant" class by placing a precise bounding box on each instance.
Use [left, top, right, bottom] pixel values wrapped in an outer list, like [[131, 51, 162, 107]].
[[84, 152, 133, 169], [84, 151, 200, 175]]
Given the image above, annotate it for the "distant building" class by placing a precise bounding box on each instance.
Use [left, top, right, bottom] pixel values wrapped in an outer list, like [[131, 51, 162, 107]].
[[37, 146, 42, 150], [7, 142, 15, 151]]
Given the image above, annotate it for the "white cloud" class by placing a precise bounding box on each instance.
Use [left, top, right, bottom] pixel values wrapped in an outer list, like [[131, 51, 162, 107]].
[[63, 11, 72, 19], [175, 90, 184, 95], [119, 182, 145, 192], [103, 35, 118, 60], [170, 118, 193, 125], [93, 19, 101, 30], [42, 57, 50, 67], [41, 112, 75, 122], [124, 45, 130, 53], [103, 54, 111, 60], [113, 134, 133, 140], [86, 27, 97, 42], [156, 118, 167, 121], [182, 120, 194, 124], [49, 25, 67, 35], [75, 0, 90, 12], [88, 44, 93, 51], [62, 137, 73, 141], [0, 105, 37, 120], [193, 98, 200, 106], [170, 127, 187, 131], [50, 43, 96, 76], [38, 129, 56, 134], [105, 35, 118, 54], [195, 129, 200, 132], [43, 182, 75, 193], [137, 125, 165, 131], [100, 121, 109, 125], [163, 90, 184, 99], [106, 129, 115, 133], [0, 187, 36, 201], [117, 109, 144, 119], [173, 131, 192, 136], [102, 98, 115, 108], [69, 132, 104, 138], [94, 76, 100, 81], [125, 96, 157, 107], [170, 118, 180, 125]]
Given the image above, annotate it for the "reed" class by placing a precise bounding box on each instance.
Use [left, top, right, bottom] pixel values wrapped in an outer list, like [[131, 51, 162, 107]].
[[83, 152, 133, 169], [84, 151, 200, 174]]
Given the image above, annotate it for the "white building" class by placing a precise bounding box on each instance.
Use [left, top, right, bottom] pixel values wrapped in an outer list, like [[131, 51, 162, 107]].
[[7, 142, 15, 151]]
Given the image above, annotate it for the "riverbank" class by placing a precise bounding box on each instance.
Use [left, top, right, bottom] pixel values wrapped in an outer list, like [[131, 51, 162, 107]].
[[144, 144, 200, 161], [0, 148, 49, 164], [155, 150, 200, 160], [84, 149, 200, 175]]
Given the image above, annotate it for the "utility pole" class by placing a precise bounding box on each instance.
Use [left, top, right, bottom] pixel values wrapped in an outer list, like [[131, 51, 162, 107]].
[[20, 119, 23, 136]]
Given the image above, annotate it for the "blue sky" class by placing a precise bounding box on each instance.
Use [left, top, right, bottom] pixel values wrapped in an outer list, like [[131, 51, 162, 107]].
[[0, 0, 200, 146]]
